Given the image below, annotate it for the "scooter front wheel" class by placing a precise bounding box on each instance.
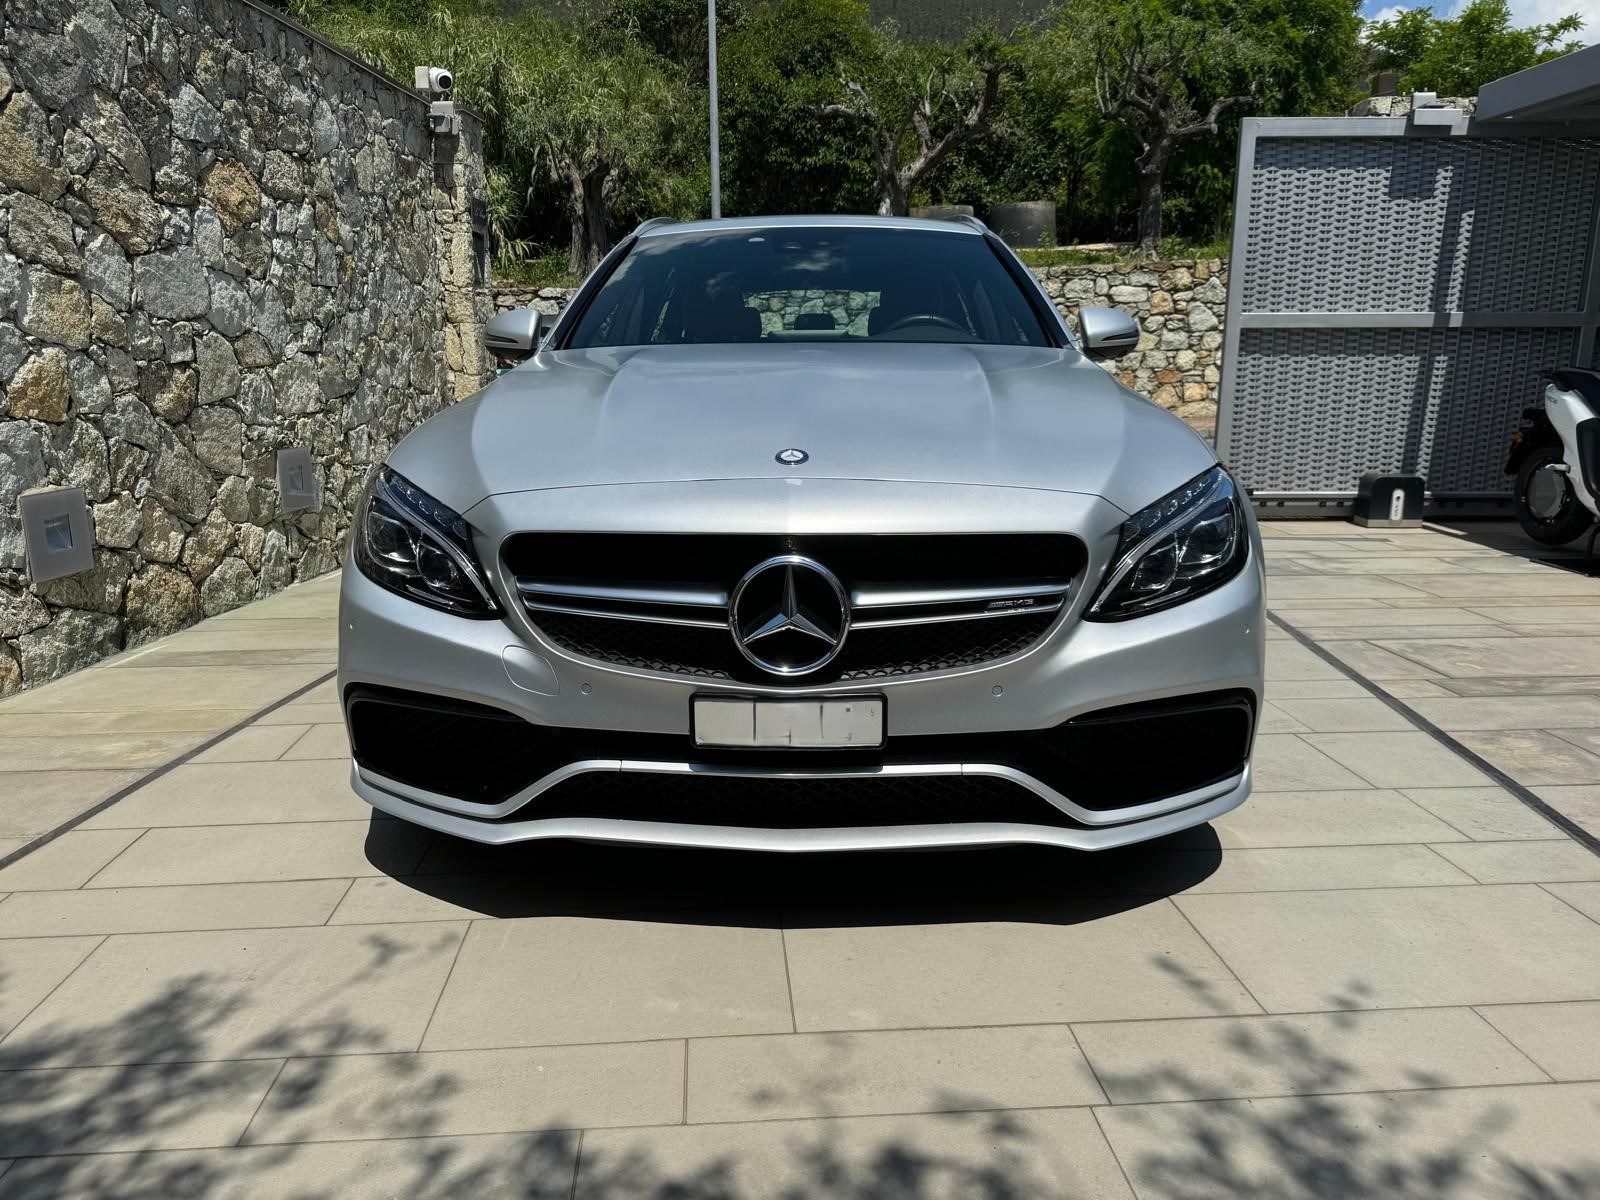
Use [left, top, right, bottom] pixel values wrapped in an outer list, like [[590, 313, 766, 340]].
[[1515, 446, 1593, 545]]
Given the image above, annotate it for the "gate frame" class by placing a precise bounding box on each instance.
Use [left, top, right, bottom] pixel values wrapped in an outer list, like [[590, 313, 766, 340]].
[[1215, 112, 1600, 513]]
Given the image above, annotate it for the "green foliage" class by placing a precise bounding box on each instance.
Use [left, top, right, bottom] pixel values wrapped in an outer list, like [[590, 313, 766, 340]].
[[1366, 0, 1584, 96]]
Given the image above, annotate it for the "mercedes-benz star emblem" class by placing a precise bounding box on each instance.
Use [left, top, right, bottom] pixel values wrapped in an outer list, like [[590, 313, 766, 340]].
[[729, 555, 850, 676], [775, 448, 809, 466]]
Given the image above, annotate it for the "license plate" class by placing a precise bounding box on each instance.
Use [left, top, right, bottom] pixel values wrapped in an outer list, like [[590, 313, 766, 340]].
[[693, 695, 885, 748]]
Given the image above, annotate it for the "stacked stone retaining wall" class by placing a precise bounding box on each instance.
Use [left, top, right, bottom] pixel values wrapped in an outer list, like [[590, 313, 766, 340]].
[[494, 258, 1228, 431], [0, 0, 493, 693]]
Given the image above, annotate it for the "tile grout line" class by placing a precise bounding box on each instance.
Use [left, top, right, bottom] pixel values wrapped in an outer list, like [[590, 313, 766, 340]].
[[0, 669, 338, 876], [1064, 1023, 1114, 1108], [275, 724, 320, 761], [567, 1127, 586, 1200], [1462, 1005, 1557, 1084], [1163, 897, 1270, 1016], [681, 1038, 690, 1125], [414, 921, 472, 1052], [0, 935, 109, 1053], [1089, 1103, 1141, 1198], [76, 828, 153, 891], [1268, 611, 1600, 859], [1537, 882, 1600, 932], [778, 920, 799, 1035], [234, 1057, 292, 1146], [322, 878, 358, 925]]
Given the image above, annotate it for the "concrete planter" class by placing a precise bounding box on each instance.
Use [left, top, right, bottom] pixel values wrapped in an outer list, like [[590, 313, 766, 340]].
[[987, 201, 1058, 249]]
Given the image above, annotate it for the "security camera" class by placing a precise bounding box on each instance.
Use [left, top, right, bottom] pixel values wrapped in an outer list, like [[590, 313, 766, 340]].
[[414, 66, 454, 97], [429, 100, 458, 137]]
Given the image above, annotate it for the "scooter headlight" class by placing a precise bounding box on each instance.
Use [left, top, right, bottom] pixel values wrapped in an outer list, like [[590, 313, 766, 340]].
[[1088, 466, 1248, 619]]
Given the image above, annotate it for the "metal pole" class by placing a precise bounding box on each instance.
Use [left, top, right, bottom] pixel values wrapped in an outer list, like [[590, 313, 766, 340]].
[[707, 0, 721, 218]]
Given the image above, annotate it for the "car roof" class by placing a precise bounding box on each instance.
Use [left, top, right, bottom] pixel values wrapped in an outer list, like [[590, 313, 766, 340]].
[[633, 214, 989, 239]]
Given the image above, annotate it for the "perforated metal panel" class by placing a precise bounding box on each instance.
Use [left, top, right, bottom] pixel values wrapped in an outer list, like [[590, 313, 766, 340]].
[[1217, 116, 1600, 504]]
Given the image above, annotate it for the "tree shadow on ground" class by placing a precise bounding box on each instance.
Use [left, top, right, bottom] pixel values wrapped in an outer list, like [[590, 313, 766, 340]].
[[0, 949, 1599, 1197], [369, 817, 1225, 929]]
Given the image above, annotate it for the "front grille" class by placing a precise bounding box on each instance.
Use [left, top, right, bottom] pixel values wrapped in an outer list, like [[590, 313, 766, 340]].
[[346, 685, 1253, 817], [533, 608, 1060, 682], [502, 533, 1083, 685], [526, 773, 1072, 828]]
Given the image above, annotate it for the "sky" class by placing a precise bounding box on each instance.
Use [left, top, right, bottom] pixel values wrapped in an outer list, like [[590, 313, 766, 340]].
[[1361, 0, 1600, 43]]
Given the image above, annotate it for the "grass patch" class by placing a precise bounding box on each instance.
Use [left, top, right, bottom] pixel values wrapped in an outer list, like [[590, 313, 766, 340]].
[[493, 248, 582, 289]]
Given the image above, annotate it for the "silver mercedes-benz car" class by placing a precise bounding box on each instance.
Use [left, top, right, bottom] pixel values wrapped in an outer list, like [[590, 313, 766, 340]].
[[338, 214, 1264, 852]]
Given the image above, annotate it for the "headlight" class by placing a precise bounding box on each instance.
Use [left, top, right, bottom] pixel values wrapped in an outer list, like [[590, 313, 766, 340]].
[[352, 467, 499, 617], [1087, 466, 1248, 620]]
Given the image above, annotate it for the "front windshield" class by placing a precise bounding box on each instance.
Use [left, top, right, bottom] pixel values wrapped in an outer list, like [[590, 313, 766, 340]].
[[564, 226, 1053, 349]]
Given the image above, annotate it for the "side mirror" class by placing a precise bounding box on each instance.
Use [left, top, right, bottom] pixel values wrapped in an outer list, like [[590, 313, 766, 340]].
[[484, 308, 546, 364], [1078, 307, 1140, 356]]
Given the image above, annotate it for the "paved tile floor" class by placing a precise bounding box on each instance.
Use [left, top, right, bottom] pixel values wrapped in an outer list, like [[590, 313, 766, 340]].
[[1, 522, 1599, 1198]]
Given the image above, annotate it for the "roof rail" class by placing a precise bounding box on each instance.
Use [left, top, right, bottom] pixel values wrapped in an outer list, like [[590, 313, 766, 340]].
[[633, 217, 677, 234], [953, 214, 989, 234]]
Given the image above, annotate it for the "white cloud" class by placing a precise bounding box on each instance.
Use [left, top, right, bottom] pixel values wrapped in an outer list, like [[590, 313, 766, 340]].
[[1366, 5, 1412, 23], [1364, 0, 1598, 39]]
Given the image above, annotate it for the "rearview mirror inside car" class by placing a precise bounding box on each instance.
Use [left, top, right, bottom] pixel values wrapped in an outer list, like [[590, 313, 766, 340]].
[[1078, 307, 1140, 356]]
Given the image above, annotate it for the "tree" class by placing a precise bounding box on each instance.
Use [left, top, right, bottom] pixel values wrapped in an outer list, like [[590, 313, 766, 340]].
[[1366, 0, 1584, 97], [1042, 0, 1267, 253], [819, 28, 1007, 216]]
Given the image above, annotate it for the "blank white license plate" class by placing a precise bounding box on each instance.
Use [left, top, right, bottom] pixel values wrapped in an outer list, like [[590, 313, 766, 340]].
[[693, 695, 885, 748]]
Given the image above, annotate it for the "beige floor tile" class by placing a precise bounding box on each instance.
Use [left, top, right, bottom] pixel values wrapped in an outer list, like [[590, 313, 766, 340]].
[[0, 770, 144, 838], [0, 1130, 580, 1200], [191, 725, 312, 764], [1377, 678, 1457, 698], [0, 665, 328, 714], [1469, 604, 1600, 625], [1073, 1006, 1547, 1103], [576, 1107, 1134, 1200], [279, 723, 350, 760], [1096, 1081, 1600, 1200], [1178, 884, 1600, 1011], [81, 759, 364, 828], [123, 648, 336, 669], [83, 820, 429, 887], [1547, 881, 1600, 923], [1249, 735, 1371, 791], [1430, 839, 1600, 884], [0, 830, 144, 891], [1530, 785, 1600, 837], [1320, 641, 1445, 680], [0, 709, 255, 735], [1406, 695, 1600, 731], [688, 1023, 1105, 1124], [0, 1059, 283, 1155], [1256, 703, 1310, 733], [132, 617, 339, 651], [0, 936, 104, 1038], [1270, 697, 1415, 733], [1213, 789, 1466, 847], [1309, 624, 1525, 642], [1554, 726, 1600, 756], [1381, 635, 1600, 677], [1456, 729, 1600, 785], [1113, 844, 1474, 895], [1265, 641, 1346, 681], [1258, 678, 1370, 699], [1404, 571, 1600, 596], [1477, 1001, 1600, 1082], [783, 898, 1259, 1031], [423, 914, 794, 1050], [1401, 787, 1563, 840], [1438, 674, 1600, 696], [0, 880, 351, 937], [253, 700, 343, 726], [0, 922, 466, 1067], [0, 732, 204, 772], [243, 1040, 684, 1144], [1278, 606, 1496, 628], [1302, 732, 1491, 788], [1265, 576, 1433, 600]]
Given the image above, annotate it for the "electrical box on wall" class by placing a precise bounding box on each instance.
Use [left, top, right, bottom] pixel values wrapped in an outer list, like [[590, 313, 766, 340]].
[[19, 487, 95, 583], [1352, 473, 1424, 528], [277, 447, 319, 514]]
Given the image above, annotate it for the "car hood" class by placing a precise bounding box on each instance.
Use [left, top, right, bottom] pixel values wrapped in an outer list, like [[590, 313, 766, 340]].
[[389, 343, 1215, 518]]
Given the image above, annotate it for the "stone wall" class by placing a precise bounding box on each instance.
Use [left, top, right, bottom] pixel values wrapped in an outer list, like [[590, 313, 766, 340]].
[[494, 257, 1228, 431], [0, 0, 493, 695]]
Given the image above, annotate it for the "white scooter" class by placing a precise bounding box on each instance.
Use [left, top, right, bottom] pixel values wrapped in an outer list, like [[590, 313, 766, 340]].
[[1507, 368, 1600, 554]]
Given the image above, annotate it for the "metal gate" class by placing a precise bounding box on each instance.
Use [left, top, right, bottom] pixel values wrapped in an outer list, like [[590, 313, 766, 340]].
[[1215, 113, 1600, 510]]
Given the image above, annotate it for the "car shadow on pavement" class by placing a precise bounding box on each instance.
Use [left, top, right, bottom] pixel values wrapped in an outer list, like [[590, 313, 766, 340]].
[[366, 816, 1224, 928]]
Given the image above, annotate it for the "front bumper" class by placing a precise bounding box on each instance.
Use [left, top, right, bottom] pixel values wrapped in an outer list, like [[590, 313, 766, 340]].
[[337, 492, 1265, 851]]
